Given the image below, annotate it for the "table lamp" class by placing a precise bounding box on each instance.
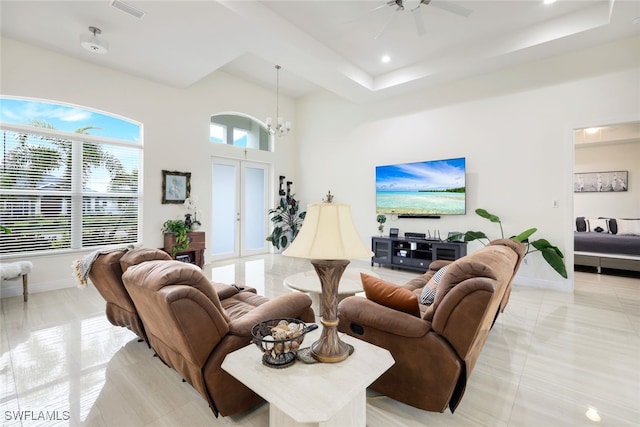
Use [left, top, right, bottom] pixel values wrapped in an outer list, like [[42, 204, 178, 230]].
[[282, 200, 373, 363]]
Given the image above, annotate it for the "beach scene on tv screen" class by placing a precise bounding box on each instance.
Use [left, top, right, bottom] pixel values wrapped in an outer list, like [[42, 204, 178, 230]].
[[376, 157, 466, 215]]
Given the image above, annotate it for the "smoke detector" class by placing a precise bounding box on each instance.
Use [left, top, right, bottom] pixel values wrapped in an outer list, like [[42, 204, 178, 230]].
[[80, 26, 109, 54]]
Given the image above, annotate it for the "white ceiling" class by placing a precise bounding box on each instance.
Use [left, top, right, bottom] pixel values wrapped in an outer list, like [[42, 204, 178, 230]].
[[1, 0, 639, 102], [575, 122, 640, 146]]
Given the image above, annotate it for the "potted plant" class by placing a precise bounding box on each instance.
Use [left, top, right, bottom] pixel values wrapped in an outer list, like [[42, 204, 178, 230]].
[[162, 219, 191, 255], [449, 208, 567, 278], [376, 214, 387, 234], [266, 187, 306, 251]]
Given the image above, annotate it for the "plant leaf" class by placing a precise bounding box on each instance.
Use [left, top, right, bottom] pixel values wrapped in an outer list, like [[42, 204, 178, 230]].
[[446, 232, 465, 242], [464, 231, 489, 241], [475, 208, 500, 223], [532, 239, 564, 258], [513, 228, 537, 242], [540, 246, 568, 278]]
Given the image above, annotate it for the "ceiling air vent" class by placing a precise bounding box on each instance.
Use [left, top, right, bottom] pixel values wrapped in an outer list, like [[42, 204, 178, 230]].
[[110, 0, 146, 19]]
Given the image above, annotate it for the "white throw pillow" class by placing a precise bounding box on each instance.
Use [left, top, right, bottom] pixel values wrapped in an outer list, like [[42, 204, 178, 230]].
[[616, 219, 640, 236], [586, 218, 609, 233], [419, 264, 450, 305]]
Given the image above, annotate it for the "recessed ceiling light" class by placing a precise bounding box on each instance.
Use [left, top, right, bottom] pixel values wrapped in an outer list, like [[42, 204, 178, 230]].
[[544, 0, 557, 4], [381, 55, 391, 63]]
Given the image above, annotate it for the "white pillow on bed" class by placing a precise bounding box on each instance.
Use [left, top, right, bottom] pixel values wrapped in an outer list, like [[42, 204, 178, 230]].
[[616, 219, 640, 236], [586, 218, 609, 233]]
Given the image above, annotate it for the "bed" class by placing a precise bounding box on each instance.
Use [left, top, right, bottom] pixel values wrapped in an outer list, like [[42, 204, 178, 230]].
[[574, 217, 640, 273]]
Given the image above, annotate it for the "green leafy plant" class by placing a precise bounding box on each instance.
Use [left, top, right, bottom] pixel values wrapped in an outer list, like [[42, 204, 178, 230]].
[[266, 195, 306, 250], [0, 226, 10, 234], [449, 208, 567, 278], [377, 214, 387, 233], [162, 219, 191, 255]]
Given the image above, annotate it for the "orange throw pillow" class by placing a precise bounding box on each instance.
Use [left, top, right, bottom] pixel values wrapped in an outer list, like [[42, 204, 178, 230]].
[[361, 273, 421, 317]]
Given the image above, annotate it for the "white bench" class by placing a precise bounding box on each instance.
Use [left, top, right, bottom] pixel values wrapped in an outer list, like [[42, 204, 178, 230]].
[[1, 261, 32, 302]]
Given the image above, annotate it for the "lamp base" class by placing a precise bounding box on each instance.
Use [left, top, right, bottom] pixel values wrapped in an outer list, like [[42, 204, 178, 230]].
[[309, 259, 351, 363], [311, 319, 350, 363], [299, 343, 354, 364]]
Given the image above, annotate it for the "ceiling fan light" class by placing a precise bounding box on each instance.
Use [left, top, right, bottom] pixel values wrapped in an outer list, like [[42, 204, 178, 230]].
[[80, 26, 109, 54]]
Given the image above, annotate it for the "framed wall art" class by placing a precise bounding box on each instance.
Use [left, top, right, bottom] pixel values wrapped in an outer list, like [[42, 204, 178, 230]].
[[574, 170, 627, 193], [162, 170, 191, 203]]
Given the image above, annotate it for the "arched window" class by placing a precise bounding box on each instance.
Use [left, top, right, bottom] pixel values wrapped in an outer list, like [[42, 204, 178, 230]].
[[0, 97, 142, 255], [210, 113, 271, 152]]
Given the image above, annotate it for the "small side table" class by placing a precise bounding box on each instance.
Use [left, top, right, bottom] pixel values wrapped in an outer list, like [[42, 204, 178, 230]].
[[284, 268, 378, 317], [222, 326, 394, 427], [163, 231, 205, 268]]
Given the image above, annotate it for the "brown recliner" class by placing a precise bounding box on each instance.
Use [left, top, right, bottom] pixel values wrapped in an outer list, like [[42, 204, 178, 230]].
[[88, 248, 171, 343], [337, 239, 525, 413], [121, 260, 315, 417], [89, 247, 260, 344], [402, 239, 526, 320]]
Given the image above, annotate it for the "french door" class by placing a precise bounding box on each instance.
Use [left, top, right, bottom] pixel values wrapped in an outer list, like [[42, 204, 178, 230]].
[[211, 158, 269, 260]]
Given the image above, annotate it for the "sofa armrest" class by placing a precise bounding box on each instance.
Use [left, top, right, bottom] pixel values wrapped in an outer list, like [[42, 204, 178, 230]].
[[227, 292, 313, 336], [338, 296, 431, 338]]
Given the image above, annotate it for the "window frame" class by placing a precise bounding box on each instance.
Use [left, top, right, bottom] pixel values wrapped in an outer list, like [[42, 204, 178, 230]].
[[0, 121, 143, 258]]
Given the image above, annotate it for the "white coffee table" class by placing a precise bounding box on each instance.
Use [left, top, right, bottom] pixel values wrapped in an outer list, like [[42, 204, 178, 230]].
[[221, 326, 394, 427], [283, 268, 378, 317]]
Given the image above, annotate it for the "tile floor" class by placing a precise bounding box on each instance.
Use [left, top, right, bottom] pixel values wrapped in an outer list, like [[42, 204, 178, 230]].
[[1, 255, 639, 426]]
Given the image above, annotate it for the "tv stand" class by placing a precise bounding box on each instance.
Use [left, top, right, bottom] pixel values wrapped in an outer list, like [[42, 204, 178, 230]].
[[371, 236, 467, 271]]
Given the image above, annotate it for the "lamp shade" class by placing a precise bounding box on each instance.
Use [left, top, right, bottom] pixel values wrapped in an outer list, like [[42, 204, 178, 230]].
[[282, 203, 373, 260]]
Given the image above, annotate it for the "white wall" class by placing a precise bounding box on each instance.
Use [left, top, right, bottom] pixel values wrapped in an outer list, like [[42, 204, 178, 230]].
[[0, 37, 298, 297], [2, 35, 639, 297], [574, 141, 640, 219], [295, 37, 640, 292]]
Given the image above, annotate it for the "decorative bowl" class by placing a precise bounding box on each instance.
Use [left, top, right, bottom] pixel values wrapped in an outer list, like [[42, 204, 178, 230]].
[[251, 318, 318, 368]]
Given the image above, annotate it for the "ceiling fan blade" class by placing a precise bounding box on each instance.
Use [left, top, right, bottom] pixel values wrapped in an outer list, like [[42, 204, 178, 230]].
[[412, 8, 426, 36], [344, 0, 397, 24], [374, 12, 398, 40], [430, 0, 473, 17]]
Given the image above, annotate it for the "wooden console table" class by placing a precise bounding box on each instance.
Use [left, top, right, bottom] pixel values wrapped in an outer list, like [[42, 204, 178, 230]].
[[163, 231, 205, 268]]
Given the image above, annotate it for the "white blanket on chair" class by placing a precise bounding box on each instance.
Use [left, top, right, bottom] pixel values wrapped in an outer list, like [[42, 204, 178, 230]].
[[1, 261, 33, 280], [72, 245, 137, 287]]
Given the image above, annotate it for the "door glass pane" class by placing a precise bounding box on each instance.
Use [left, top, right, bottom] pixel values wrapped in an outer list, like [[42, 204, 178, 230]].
[[233, 129, 248, 147], [244, 166, 266, 252], [210, 123, 225, 143], [211, 163, 236, 256]]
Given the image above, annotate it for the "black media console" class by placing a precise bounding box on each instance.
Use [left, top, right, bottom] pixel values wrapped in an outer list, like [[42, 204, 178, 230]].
[[371, 236, 467, 271]]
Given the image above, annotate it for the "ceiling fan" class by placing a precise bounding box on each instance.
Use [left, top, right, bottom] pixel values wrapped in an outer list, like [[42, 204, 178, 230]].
[[369, 0, 473, 40]]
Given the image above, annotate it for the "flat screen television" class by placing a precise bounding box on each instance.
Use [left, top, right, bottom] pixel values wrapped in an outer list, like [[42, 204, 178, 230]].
[[376, 157, 466, 217]]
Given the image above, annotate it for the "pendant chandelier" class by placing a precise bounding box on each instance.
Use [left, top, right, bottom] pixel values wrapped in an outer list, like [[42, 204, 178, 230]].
[[266, 65, 291, 137]]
